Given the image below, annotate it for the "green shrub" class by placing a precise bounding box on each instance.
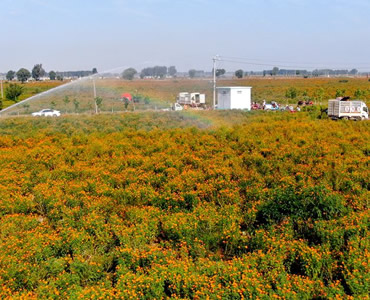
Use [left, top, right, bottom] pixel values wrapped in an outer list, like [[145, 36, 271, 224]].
[[256, 186, 348, 225]]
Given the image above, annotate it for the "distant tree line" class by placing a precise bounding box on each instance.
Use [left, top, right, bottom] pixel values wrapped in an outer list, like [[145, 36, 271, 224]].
[[4, 65, 99, 82], [2, 64, 365, 84], [259, 67, 359, 77], [119, 66, 177, 80]]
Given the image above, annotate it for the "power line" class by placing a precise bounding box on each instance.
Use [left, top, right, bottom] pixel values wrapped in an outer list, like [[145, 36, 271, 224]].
[[220, 55, 370, 67], [219, 56, 370, 70]]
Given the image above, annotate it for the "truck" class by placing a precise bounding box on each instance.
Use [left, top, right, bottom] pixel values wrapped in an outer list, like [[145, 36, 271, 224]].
[[176, 92, 206, 107], [328, 100, 368, 120]]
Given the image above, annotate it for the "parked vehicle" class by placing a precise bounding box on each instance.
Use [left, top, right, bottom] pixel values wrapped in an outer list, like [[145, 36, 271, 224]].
[[32, 109, 61, 117], [328, 100, 368, 120], [172, 103, 183, 111], [177, 92, 205, 107]]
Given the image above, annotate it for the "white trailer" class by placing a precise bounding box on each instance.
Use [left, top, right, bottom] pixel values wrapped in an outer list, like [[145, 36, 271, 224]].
[[177, 92, 206, 107], [328, 100, 368, 120], [216, 87, 252, 110]]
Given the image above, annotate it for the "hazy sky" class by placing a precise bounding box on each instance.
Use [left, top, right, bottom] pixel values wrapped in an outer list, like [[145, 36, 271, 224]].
[[1, 0, 370, 73]]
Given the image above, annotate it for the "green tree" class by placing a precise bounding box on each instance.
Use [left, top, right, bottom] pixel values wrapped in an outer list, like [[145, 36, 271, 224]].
[[235, 69, 244, 79], [216, 69, 226, 77], [32, 64, 45, 81], [168, 66, 177, 77], [49, 71, 56, 80], [272, 67, 279, 76], [188, 69, 196, 78], [5, 83, 23, 102], [0, 99, 3, 110], [16, 68, 31, 83], [122, 68, 137, 80], [6, 70, 16, 81]]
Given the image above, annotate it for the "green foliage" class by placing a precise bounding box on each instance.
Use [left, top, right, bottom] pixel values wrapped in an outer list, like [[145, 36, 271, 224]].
[[49, 71, 56, 80], [63, 95, 70, 106], [5, 83, 24, 101], [335, 89, 346, 97], [73, 98, 80, 112], [168, 66, 177, 77], [216, 69, 226, 77], [235, 69, 244, 78], [354, 88, 365, 98], [188, 69, 196, 78], [256, 186, 348, 225], [16, 68, 31, 83], [6, 70, 15, 81], [121, 68, 137, 80], [31, 64, 45, 81], [285, 87, 298, 99], [95, 96, 103, 111]]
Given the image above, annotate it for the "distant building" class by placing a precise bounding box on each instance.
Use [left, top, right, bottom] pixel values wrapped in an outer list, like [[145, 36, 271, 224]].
[[216, 87, 252, 110]]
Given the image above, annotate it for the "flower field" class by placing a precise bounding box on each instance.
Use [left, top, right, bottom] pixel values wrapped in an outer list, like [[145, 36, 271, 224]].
[[0, 111, 369, 299], [2, 77, 369, 115]]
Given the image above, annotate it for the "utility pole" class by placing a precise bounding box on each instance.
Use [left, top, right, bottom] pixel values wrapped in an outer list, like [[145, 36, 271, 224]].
[[0, 79, 3, 99], [93, 76, 97, 114], [213, 55, 220, 110]]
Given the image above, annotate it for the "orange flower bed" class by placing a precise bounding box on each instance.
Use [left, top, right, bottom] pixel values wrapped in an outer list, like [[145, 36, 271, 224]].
[[0, 111, 368, 298]]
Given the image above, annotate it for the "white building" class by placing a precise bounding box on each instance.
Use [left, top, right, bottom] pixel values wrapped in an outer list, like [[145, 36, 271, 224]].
[[216, 86, 252, 110]]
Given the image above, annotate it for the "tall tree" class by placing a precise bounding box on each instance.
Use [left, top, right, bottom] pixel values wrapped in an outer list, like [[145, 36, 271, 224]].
[[272, 67, 279, 76], [122, 68, 137, 80], [32, 64, 45, 81], [168, 66, 177, 77], [188, 69, 196, 78], [6, 70, 16, 81], [16, 68, 31, 83], [235, 69, 244, 78], [153, 66, 167, 78], [49, 71, 56, 80]]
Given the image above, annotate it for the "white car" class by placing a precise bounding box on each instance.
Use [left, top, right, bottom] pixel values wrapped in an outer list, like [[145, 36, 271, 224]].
[[172, 103, 183, 111], [32, 109, 61, 117]]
